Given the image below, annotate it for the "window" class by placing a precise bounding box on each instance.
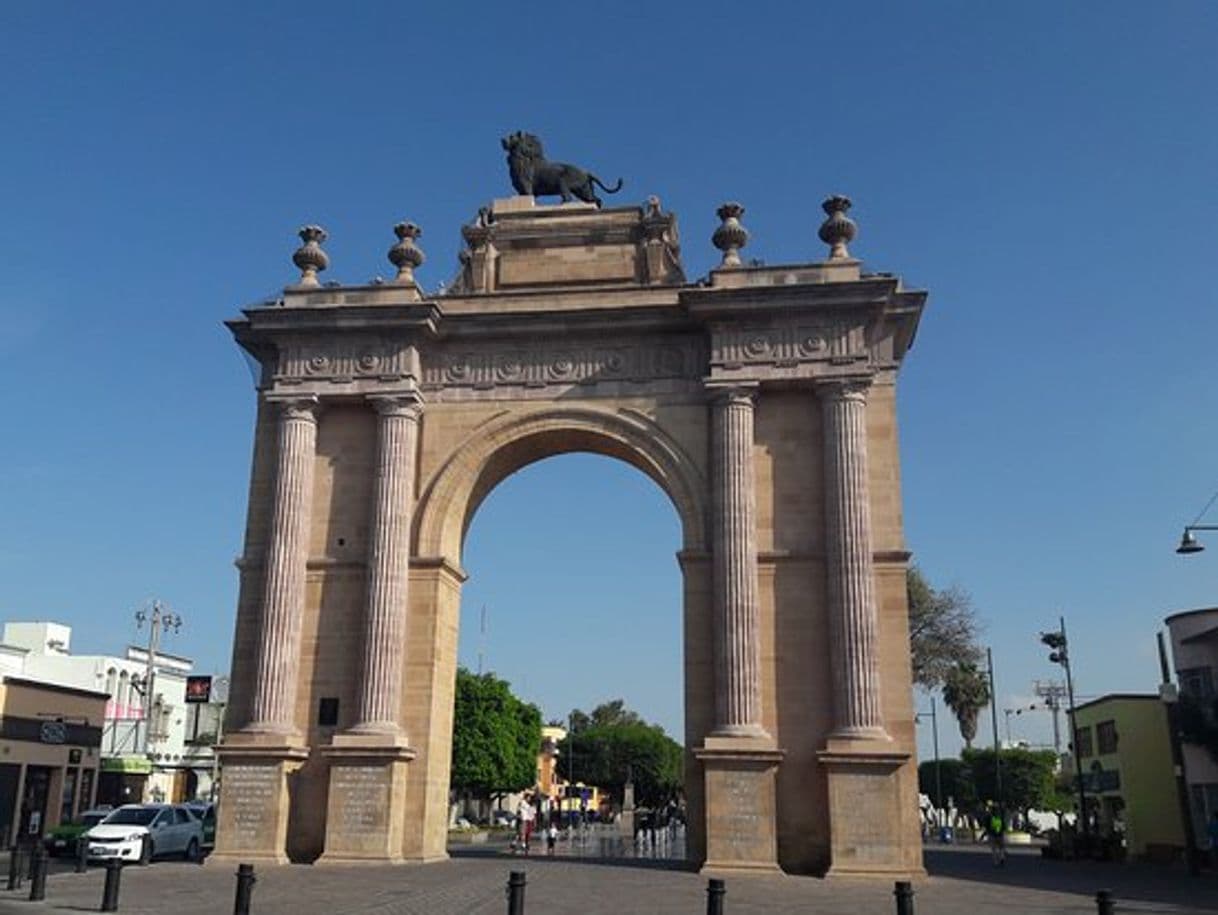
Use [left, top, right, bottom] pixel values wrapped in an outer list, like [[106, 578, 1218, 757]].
[[318, 697, 339, 727], [174, 808, 192, 825], [1179, 667, 1215, 700], [1096, 720, 1118, 754], [1074, 726, 1094, 758]]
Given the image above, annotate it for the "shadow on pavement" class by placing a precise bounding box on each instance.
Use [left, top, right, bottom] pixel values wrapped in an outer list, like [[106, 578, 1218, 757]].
[[924, 845, 1218, 912]]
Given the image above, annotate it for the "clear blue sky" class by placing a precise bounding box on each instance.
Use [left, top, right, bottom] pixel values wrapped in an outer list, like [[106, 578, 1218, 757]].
[[3, 3, 1218, 761]]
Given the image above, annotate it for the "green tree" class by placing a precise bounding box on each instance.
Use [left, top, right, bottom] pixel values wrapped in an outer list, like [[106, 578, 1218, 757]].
[[917, 757, 972, 811], [960, 747, 1058, 818], [588, 699, 643, 729], [907, 567, 982, 690], [558, 702, 682, 808], [450, 668, 542, 800], [941, 662, 991, 748]]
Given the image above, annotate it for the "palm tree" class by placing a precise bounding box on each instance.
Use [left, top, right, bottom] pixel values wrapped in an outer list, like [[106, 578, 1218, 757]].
[[941, 662, 990, 748]]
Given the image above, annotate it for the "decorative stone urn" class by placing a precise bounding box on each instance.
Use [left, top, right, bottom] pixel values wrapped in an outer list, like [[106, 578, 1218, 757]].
[[292, 225, 329, 287], [817, 196, 856, 260], [712, 202, 749, 268], [388, 221, 425, 287]]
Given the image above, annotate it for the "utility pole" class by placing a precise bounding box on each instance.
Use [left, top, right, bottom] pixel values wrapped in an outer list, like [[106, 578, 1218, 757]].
[[1034, 679, 1067, 754], [477, 605, 487, 676], [134, 601, 182, 754]]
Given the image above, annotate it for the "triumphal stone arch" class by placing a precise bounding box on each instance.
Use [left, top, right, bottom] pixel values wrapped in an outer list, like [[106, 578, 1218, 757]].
[[213, 183, 926, 876]]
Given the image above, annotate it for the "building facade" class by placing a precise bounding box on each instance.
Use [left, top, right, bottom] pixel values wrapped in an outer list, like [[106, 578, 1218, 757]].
[[0, 676, 106, 846], [215, 189, 926, 876], [1072, 694, 1186, 858], [1165, 607, 1218, 846], [0, 621, 220, 804]]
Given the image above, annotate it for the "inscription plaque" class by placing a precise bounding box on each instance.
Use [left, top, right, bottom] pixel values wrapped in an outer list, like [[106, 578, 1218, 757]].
[[222, 764, 281, 850], [332, 765, 390, 835]]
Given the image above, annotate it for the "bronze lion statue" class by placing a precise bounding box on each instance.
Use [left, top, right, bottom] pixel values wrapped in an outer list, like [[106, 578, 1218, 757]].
[[501, 131, 623, 207]]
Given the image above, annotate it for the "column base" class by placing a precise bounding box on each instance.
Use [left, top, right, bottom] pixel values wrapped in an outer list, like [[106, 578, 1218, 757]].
[[316, 736, 416, 865], [694, 737, 784, 874], [817, 742, 921, 878], [211, 736, 309, 865]]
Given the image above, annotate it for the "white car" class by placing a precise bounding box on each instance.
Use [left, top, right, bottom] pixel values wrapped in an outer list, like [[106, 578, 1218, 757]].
[[85, 804, 204, 864]]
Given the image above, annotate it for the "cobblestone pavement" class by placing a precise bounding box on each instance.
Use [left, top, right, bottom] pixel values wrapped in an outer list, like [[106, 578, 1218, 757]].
[[0, 845, 1213, 914]]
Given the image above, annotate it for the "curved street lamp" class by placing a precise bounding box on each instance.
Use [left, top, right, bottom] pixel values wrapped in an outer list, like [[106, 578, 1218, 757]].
[[1175, 524, 1218, 554]]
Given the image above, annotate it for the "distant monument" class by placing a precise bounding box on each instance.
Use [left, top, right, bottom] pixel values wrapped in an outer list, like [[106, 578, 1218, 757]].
[[212, 149, 927, 877]]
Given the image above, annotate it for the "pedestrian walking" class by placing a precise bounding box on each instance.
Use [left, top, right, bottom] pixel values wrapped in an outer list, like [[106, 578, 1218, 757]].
[[987, 808, 1006, 867], [546, 823, 558, 856], [517, 797, 536, 856]]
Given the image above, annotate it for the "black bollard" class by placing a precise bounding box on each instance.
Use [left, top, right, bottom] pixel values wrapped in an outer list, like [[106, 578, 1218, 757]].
[[506, 870, 526, 915], [76, 835, 89, 873], [706, 877, 726, 915], [1096, 889, 1115, 915], [29, 845, 47, 901], [233, 863, 256, 915], [894, 880, 915, 915], [6, 843, 22, 891], [100, 859, 122, 912]]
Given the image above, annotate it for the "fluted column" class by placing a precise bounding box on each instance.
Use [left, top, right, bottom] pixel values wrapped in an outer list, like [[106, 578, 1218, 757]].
[[352, 394, 423, 735], [819, 378, 888, 740], [710, 387, 767, 737], [249, 397, 320, 734]]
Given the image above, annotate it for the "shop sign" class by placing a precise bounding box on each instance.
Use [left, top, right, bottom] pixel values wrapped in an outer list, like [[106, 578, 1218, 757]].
[[100, 756, 153, 775], [185, 676, 212, 704], [39, 721, 67, 744]]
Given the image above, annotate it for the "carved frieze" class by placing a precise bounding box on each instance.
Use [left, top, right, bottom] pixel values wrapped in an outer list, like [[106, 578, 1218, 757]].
[[707, 320, 869, 382], [421, 337, 704, 394], [274, 338, 418, 386]]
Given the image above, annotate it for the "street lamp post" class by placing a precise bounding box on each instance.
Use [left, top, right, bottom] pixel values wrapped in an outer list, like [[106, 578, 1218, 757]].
[[915, 700, 942, 829], [1040, 617, 1089, 846], [986, 649, 1004, 837]]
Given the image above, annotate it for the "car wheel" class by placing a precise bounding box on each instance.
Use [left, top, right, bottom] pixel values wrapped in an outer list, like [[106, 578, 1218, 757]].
[[184, 838, 199, 862], [139, 836, 153, 866]]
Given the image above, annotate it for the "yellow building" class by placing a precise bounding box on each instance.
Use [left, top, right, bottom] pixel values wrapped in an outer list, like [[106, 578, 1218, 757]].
[[1072, 694, 1186, 858], [0, 676, 107, 845], [536, 725, 606, 818]]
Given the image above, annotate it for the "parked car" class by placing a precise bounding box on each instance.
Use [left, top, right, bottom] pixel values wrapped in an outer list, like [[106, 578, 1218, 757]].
[[44, 809, 111, 857], [85, 804, 205, 865], [183, 802, 215, 848]]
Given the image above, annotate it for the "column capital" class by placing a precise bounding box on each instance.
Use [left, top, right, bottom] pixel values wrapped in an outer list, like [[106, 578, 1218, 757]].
[[814, 376, 872, 403], [708, 384, 759, 407], [369, 392, 424, 419], [266, 394, 321, 424]]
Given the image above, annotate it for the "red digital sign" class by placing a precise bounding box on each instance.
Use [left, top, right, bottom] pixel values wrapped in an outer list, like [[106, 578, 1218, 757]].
[[185, 675, 212, 704]]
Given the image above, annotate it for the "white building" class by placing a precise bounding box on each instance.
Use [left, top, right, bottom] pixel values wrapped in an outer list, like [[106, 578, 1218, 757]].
[[1165, 607, 1218, 846], [0, 621, 219, 804]]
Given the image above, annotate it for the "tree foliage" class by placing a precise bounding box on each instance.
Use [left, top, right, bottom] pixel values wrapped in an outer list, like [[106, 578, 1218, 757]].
[[558, 701, 682, 808], [450, 668, 542, 798], [941, 662, 990, 747], [917, 757, 971, 810], [907, 567, 982, 690], [960, 747, 1058, 815]]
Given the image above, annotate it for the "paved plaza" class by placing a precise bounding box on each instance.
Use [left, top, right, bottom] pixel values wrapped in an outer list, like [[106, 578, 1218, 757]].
[[0, 845, 1214, 914]]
